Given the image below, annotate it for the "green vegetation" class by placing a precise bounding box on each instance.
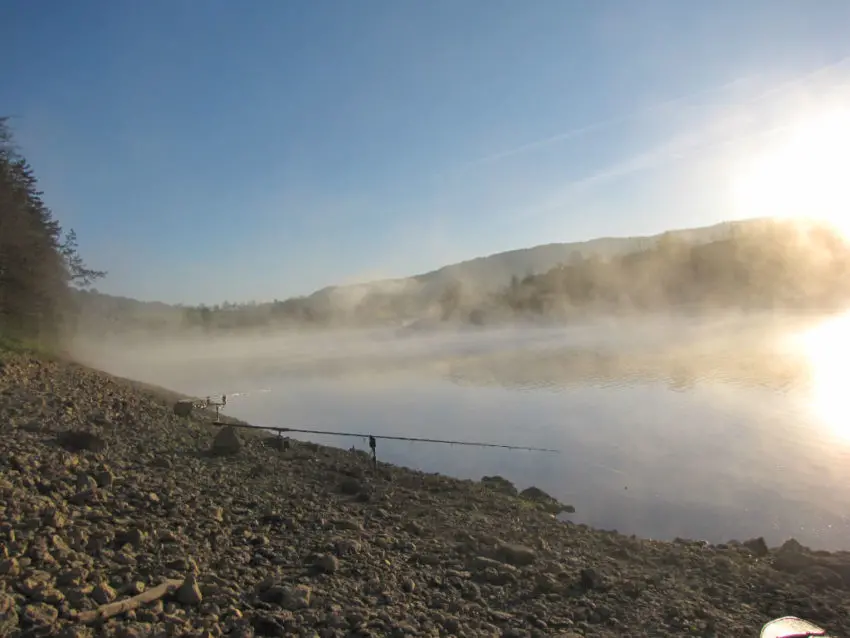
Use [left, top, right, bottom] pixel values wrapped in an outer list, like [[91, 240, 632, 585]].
[[0, 118, 104, 351], [495, 220, 850, 317]]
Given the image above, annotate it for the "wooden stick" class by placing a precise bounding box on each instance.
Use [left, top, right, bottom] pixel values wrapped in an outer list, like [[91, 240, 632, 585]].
[[74, 579, 183, 624]]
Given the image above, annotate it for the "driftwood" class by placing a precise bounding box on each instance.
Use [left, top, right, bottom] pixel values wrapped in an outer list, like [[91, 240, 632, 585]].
[[74, 579, 183, 624]]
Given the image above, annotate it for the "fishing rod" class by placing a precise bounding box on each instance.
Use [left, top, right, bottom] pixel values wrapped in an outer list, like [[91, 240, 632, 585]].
[[210, 420, 559, 467], [212, 421, 560, 453], [177, 394, 560, 465]]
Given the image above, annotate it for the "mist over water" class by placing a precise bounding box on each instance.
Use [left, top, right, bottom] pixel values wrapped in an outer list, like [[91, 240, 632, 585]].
[[74, 313, 850, 550]]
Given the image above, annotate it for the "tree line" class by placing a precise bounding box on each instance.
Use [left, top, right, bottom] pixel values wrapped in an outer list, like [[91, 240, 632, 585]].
[[179, 219, 850, 331], [492, 220, 850, 317], [76, 217, 850, 338], [0, 118, 104, 348]]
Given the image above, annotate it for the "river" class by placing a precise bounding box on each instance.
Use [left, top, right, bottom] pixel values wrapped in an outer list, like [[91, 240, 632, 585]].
[[77, 312, 850, 550]]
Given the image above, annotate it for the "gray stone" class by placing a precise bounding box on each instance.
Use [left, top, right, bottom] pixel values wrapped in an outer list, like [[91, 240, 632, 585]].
[[173, 400, 194, 417], [93, 582, 117, 605], [315, 554, 339, 574], [481, 476, 517, 496], [743, 537, 769, 557], [211, 426, 242, 456], [494, 543, 537, 566], [177, 574, 203, 605]]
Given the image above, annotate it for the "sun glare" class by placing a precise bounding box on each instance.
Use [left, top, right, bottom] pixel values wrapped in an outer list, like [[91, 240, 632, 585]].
[[796, 313, 850, 441], [732, 108, 850, 237]]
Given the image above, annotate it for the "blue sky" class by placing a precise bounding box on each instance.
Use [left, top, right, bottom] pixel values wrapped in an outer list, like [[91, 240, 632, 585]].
[[3, 1, 850, 304]]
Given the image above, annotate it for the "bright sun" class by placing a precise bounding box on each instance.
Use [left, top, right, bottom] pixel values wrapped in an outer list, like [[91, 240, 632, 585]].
[[732, 108, 850, 237]]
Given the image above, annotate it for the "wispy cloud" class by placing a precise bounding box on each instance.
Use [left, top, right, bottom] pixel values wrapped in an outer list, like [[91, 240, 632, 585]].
[[460, 53, 850, 178], [518, 55, 850, 220], [543, 121, 785, 204], [456, 77, 755, 173]]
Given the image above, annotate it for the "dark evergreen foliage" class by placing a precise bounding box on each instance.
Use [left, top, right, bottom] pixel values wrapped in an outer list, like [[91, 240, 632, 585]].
[[0, 117, 104, 345]]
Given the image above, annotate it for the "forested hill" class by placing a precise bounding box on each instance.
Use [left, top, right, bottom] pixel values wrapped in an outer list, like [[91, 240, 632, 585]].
[[305, 221, 736, 309], [68, 222, 731, 334], [69, 217, 850, 336], [490, 219, 850, 320]]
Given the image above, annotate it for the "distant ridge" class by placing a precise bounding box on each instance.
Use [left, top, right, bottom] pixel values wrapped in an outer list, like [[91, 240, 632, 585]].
[[306, 220, 746, 309], [77, 218, 769, 321]]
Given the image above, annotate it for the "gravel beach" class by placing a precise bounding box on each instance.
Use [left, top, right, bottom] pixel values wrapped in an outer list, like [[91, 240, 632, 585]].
[[2, 351, 850, 637]]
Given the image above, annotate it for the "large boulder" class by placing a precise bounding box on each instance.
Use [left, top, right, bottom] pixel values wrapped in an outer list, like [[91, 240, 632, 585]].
[[211, 425, 243, 456], [519, 485, 576, 515], [493, 543, 537, 567], [173, 400, 194, 417], [481, 475, 517, 496], [770, 538, 850, 588], [519, 486, 551, 501], [743, 537, 769, 558]]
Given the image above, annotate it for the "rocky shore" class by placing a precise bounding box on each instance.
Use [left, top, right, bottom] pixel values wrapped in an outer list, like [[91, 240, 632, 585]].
[[2, 351, 850, 637]]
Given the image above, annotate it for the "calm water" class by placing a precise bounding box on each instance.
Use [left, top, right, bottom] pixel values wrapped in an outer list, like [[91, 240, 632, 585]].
[[80, 313, 850, 550]]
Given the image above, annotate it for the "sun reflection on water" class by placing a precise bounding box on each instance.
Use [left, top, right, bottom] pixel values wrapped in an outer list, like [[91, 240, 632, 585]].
[[795, 313, 850, 441]]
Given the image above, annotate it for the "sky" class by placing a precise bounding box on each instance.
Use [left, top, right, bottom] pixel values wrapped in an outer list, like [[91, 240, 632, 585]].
[[3, 0, 850, 304]]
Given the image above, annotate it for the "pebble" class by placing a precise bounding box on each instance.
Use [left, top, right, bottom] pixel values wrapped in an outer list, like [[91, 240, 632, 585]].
[[93, 582, 117, 605], [315, 554, 339, 574], [22, 602, 59, 626], [178, 574, 204, 605]]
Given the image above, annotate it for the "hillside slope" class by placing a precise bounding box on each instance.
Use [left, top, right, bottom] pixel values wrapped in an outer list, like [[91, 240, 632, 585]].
[[306, 221, 740, 310], [70, 218, 761, 332]]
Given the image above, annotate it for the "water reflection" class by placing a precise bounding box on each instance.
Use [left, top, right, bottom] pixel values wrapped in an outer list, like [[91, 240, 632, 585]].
[[78, 314, 850, 549], [440, 345, 805, 393], [796, 313, 850, 442]]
